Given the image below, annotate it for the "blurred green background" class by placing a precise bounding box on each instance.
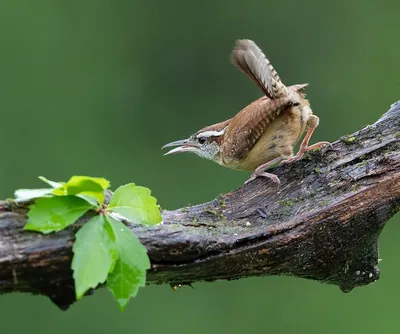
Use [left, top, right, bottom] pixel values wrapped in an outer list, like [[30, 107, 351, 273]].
[[0, 0, 399, 333]]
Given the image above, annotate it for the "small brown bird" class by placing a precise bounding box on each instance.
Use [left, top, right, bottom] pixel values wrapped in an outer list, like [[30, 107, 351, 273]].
[[162, 39, 329, 186]]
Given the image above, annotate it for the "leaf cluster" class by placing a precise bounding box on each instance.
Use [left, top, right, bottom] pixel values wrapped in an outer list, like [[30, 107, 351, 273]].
[[16, 176, 161, 310]]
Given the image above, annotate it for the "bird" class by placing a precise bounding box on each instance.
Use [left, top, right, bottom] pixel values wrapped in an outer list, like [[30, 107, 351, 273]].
[[162, 39, 329, 186]]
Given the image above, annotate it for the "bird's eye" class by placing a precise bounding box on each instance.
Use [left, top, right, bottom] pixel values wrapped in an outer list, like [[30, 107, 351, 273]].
[[198, 137, 206, 144]]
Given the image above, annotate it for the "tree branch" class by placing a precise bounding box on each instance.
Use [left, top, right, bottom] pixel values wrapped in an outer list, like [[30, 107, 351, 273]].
[[1, 102, 399, 310]]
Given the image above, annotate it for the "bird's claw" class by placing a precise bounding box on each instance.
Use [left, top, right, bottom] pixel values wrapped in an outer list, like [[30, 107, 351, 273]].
[[280, 142, 332, 165], [311, 141, 332, 151], [280, 156, 300, 165], [245, 172, 280, 189]]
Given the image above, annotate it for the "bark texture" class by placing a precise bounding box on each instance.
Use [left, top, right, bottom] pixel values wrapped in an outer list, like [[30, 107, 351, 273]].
[[1, 102, 399, 310]]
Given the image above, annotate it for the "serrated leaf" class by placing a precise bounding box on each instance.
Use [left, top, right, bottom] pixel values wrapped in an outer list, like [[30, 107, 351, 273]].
[[62, 178, 104, 205], [53, 176, 110, 205], [14, 188, 53, 201], [76, 194, 99, 207], [72, 215, 118, 300], [106, 216, 150, 310], [67, 176, 110, 190], [108, 183, 161, 225], [38, 176, 64, 189], [24, 196, 94, 234]]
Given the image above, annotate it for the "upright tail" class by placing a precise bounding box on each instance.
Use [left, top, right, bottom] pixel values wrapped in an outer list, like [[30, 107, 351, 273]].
[[231, 39, 287, 99]]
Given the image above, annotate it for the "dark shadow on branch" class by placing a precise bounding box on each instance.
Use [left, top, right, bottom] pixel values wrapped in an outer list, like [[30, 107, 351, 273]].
[[1, 102, 399, 310]]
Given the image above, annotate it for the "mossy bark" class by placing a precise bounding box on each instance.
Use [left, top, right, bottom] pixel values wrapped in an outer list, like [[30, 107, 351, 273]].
[[1, 102, 399, 310]]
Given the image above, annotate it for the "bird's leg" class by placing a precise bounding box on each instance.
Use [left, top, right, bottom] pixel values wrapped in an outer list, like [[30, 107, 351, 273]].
[[245, 156, 283, 186], [280, 128, 330, 165]]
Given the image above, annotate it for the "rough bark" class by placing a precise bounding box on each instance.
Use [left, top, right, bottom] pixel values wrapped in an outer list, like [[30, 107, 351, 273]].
[[1, 102, 399, 310]]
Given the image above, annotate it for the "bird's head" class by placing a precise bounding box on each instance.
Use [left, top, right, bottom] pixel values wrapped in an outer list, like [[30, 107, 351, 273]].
[[162, 128, 226, 161]]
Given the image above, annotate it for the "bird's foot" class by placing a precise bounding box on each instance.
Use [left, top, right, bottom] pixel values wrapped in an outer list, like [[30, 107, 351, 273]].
[[280, 155, 301, 165], [245, 171, 281, 188], [308, 141, 332, 151], [280, 141, 331, 165]]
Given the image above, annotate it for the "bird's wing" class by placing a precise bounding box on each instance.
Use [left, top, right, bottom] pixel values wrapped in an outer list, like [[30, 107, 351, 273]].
[[231, 39, 287, 99], [222, 96, 295, 160]]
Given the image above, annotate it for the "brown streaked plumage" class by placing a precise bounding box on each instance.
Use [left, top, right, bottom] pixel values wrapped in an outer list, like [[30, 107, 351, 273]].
[[162, 39, 329, 186]]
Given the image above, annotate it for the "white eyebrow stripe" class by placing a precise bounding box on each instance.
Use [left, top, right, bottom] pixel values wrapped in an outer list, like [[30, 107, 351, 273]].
[[197, 128, 226, 138]]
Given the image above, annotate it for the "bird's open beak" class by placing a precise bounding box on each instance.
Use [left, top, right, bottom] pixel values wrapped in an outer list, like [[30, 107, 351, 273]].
[[161, 139, 198, 155]]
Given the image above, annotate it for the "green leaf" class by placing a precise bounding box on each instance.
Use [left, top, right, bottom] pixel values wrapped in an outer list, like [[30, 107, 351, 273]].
[[72, 215, 118, 300], [53, 176, 110, 205], [106, 216, 150, 310], [75, 194, 100, 207], [108, 183, 161, 225], [14, 176, 63, 202], [24, 196, 94, 234], [14, 188, 53, 201], [38, 176, 64, 189], [67, 176, 110, 190]]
